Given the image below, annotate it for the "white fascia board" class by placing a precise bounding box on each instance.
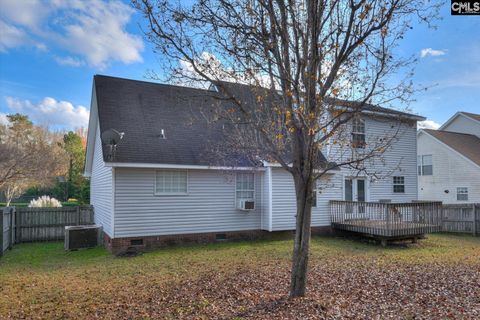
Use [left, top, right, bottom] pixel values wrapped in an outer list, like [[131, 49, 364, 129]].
[[439, 112, 461, 130], [262, 160, 336, 175], [361, 109, 425, 122], [332, 105, 425, 121], [83, 81, 98, 177], [105, 162, 266, 171]]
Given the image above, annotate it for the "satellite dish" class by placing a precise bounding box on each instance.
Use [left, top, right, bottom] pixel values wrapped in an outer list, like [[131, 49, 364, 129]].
[[101, 129, 124, 161], [101, 129, 124, 146]]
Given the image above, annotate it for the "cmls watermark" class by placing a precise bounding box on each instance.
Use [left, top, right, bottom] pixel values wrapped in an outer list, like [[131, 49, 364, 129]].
[[451, 1, 480, 15]]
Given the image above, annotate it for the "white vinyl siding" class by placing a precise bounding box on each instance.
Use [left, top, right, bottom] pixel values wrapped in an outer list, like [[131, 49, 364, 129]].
[[418, 132, 480, 203], [270, 168, 342, 231], [113, 168, 263, 237], [329, 115, 419, 203], [90, 124, 113, 236], [441, 114, 480, 137], [261, 167, 272, 231]]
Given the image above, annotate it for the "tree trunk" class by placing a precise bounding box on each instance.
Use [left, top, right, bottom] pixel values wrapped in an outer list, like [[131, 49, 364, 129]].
[[289, 174, 314, 297]]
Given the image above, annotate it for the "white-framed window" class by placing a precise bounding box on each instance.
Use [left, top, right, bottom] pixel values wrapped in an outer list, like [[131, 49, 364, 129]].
[[417, 155, 433, 176], [351, 118, 366, 148], [393, 176, 405, 193], [236, 172, 255, 201], [155, 170, 188, 195], [457, 187, 468, 201]]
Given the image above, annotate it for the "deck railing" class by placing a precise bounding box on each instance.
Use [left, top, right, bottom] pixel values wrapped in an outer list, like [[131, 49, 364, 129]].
[[330, 200, 443, 238]]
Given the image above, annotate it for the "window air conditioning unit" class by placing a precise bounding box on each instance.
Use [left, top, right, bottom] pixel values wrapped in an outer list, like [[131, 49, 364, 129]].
[[238, 199, 255, 211], [65, 225, 102, 251]]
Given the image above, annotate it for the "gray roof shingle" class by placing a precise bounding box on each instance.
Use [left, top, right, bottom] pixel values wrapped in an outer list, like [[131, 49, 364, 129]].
[[94, 75, 422, 168], [95, 75, 253, 166]]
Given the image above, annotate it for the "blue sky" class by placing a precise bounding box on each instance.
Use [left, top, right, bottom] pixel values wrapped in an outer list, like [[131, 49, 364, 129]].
[[0, 0, 479, 130]]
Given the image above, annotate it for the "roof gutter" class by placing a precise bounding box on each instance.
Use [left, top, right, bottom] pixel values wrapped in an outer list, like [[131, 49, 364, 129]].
[[104, 162, 266, 171]]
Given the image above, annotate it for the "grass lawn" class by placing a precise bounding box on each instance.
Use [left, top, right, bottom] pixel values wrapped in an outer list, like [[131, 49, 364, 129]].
[[1, 234, 479, 319]]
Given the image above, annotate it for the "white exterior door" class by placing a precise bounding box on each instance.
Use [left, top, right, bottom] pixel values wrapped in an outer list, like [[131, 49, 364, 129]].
[[344, 178, 366, 202]]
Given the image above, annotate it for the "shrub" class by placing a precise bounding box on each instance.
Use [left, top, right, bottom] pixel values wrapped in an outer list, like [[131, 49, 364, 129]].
[[28, 196, 62, 208]]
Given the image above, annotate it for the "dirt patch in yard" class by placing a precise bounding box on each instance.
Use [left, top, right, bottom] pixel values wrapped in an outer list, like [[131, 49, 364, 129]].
[[0, 235, 479, 319]]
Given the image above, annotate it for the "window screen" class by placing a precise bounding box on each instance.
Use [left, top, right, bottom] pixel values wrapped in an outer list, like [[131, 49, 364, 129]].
[[352, 118, 366, 148], [155, 170, 188, 194], [236, 172, 255, 200], [457, 187, 468, 201], [418, 155, 433, 176]]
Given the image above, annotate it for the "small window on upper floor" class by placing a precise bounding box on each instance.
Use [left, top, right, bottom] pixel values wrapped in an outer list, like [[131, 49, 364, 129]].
[[393, 176, 405, 193], [351, 118, 366, 148], [417, 155, 433, 176], [457, 187, 468, 201]]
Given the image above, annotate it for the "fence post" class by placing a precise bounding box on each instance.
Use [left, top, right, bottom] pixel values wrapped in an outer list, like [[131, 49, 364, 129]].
[[76, 206, 81, 225], [90, 206, 94, 225], [15, 207, 21, 244], [0, 208, 4, 257], [474, 204, 478, 236], [10, 207, 15, 248]]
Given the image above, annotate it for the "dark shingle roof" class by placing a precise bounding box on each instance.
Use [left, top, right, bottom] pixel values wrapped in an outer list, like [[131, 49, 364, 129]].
[[94, 75, 255, 166], [461, 112, 480, 122], [424, 129, 480, 167], [216, 81, 425, 120], [94, 75, 421, 167]]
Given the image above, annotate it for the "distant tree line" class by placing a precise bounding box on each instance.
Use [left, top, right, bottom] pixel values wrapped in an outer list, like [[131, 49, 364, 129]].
[[0, 113, 89, 205]]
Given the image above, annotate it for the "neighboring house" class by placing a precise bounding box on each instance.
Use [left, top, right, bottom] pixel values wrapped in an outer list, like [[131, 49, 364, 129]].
[[84, 75, 425, 253], [417, 112, 480, 203]]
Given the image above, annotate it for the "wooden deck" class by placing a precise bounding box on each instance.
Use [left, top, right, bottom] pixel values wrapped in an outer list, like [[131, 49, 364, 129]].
[[330, 201, 443, 244]]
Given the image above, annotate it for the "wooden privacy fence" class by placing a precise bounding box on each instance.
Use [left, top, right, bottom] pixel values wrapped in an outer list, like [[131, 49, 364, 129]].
[[1, 207, 14, 256], [442, 204, 479, 235], [0, 206, 94, 255]]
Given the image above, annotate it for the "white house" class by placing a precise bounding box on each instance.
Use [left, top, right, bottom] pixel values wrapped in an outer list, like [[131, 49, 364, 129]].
[[417, 112, 480, 204], [85, 75, 425, 253]]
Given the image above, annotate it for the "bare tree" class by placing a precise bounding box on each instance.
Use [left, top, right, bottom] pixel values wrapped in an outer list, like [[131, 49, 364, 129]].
[[0, 114, 67, 205], [134, 0, 439, 297]]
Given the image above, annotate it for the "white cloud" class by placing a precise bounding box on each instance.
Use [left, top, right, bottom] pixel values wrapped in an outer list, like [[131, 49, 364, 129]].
[[0, 0, 50, 29], [420, 48, 446, 58], [5, 96, 89, 129], [0, 19, 28, 52], [418, 119, 441, 130], [56, 0, 144, 69], [0, 0, 143, 69], [54, 56, 84, 67]]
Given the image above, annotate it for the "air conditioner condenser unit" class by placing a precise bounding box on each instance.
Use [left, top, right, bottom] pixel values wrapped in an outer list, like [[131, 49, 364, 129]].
[[65, 225, 103, 251]]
